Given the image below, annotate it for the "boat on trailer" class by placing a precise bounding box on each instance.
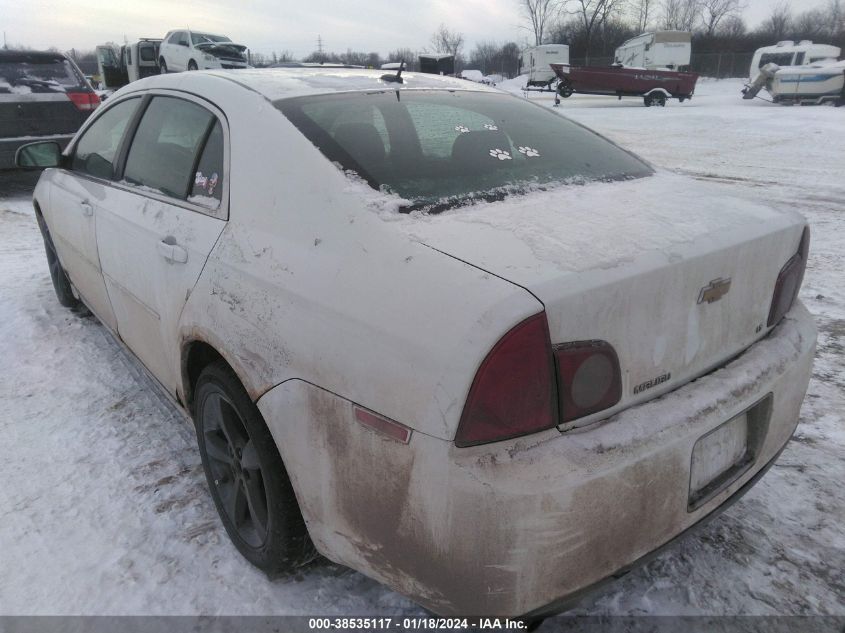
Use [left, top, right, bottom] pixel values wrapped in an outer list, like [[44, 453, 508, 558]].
[[550, 63, 699, 107], [743, 60, 845, 106]]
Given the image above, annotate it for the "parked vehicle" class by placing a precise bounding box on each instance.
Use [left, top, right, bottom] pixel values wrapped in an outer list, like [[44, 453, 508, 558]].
[[749, 41, 840, 83], [552, 63, 699, 106], [0, 50, 99, 169], [743, 59, 845, 105], [16, 69, 815, 619], [95, 39, 162, 90], [159, 30, 248, 73], [521, 44, 569, 89], [614, 31, 692, 70], [418, 53, 454, 75]]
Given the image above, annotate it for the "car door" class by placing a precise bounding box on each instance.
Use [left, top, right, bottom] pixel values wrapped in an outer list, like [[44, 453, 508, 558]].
[[174, 31, 190, 71], [94, 93, 227, 391], [46, 96, 142, 330]]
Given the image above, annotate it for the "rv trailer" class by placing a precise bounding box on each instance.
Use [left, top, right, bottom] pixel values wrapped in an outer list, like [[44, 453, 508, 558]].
[[614, 31, 692, 70], [521, 44, 569, 89]]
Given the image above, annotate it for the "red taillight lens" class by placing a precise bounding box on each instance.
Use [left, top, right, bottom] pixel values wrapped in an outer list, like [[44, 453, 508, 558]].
[[67, 91, 100, 112], [455, 313, 557, 447], [555, 341, 622, 424], [767, 226, 810, 327]]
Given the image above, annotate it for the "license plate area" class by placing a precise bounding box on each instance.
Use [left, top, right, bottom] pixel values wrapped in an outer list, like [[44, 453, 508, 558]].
[[688, 394, 772, 511]]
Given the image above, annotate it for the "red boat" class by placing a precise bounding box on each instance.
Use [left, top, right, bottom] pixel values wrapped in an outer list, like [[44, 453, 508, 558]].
[[550, 63, 699, 106]]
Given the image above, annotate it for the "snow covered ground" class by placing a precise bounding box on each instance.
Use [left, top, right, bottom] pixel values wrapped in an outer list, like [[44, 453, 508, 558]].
[[0, 79, 843, 624]]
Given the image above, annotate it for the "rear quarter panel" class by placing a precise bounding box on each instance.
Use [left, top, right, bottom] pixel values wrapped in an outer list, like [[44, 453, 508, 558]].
[[176, 79, 542, 439]]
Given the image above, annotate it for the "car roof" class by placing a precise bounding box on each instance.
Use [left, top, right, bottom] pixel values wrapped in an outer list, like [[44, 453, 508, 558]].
[[0, 50, 70, 64], [182, 68, 502, 101]]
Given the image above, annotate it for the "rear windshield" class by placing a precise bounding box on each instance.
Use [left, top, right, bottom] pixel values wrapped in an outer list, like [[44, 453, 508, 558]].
[[0, 57, 83, 93], [276, 90, 652, 212]]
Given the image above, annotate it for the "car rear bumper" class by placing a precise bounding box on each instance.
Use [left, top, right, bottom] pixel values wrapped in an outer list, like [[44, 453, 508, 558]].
[[257, 302, 816, 616], [0, 134, 73, 169]]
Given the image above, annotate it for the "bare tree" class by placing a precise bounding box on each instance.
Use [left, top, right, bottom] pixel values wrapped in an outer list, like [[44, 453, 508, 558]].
[[430, 24, 465, 58], [660, 0, 701, 30], [519, 0, 562, 45], [827, 0, 844, 35], [760, 1, 792, 40], [700, 0, 746, 36], [469, 40, 500, 73], [630, 0, 655, 32], [717, 14, 747, 38], [386, 48, 418, 70], [569, 0, 625, 62]]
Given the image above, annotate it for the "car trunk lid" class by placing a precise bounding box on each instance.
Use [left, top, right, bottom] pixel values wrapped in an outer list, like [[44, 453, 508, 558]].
[[395, 173, 806, 429]]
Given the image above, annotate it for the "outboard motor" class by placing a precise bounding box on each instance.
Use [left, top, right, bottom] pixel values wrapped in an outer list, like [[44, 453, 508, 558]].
[[742, 62, 780, 99]]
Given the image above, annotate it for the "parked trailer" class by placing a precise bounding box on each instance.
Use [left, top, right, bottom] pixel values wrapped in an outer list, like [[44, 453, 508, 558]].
[[551, 63, 699, 106], [521, 44, 569, 90], [614, 31, 692, 70]]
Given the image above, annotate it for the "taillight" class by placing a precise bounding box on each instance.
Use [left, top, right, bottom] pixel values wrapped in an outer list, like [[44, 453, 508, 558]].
[[767, 226, 810, 327], [67, 91, 100, 112], [555, 341, 622, 424], [454, 313, 557, 447]]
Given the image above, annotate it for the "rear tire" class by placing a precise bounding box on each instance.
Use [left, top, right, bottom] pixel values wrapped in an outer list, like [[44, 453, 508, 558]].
[[159, 58, 168, 74], [188, 60, 198, 71], [643, 94, 653, 107], [194, 360, 315, 574], [36, 214, 79, 309]]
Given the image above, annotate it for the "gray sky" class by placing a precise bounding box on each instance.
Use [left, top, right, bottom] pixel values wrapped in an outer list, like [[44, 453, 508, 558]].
[[0, 0, 832, 58]]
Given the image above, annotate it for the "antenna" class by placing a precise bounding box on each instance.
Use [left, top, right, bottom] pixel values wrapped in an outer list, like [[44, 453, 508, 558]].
[[381, 60, 405, 84], [316, 34, 324, 60]]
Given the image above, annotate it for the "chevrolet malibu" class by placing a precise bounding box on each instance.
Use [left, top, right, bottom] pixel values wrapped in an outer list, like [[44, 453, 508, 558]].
[[16, 69, 816, 617]]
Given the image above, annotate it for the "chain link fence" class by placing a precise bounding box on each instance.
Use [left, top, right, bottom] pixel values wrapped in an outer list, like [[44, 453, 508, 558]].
[[569, 52, 755, 79]]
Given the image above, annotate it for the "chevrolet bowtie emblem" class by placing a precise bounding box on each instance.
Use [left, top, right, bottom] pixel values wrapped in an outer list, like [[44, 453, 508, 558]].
[[698, 277, 732, 304]]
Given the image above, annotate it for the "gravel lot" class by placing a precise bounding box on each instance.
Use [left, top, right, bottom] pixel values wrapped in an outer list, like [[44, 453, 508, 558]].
[[0, 79, 842, 627]]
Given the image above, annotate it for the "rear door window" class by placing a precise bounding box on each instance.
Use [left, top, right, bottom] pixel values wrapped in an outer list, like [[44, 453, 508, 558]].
[[189, 121, 224, 210], [72, 97, 141, 179], [123, 96, 222, 205]]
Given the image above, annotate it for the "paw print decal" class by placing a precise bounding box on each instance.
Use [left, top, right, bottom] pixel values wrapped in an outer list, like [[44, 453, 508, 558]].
[[483, 123, 499, 131], [454, 125, 470, 134], [489, 148, 512, 161], [518, 146, 541, 157]]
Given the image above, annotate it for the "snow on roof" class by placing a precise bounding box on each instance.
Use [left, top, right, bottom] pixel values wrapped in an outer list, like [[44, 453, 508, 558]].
[[189, 68, 501, 101]]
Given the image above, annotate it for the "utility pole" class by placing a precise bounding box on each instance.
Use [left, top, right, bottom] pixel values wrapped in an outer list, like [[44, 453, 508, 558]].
[[3, 31, 7, 50], [316, 34, 324, 61]]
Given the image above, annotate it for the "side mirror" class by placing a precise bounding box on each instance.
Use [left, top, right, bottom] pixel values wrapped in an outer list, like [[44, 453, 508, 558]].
[[15, 141, 62, 169]]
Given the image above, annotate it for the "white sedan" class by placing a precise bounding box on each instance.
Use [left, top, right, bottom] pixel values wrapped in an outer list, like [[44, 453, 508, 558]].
[[15, 69, 816, 618]]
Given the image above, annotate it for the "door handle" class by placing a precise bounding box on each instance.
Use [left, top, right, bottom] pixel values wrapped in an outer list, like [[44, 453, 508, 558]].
[[80, 201, 93, 216], [157, 239, 188, 264]]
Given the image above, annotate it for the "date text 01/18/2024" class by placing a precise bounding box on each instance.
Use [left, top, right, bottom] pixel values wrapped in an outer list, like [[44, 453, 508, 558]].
[[307, 618, 529, 630]]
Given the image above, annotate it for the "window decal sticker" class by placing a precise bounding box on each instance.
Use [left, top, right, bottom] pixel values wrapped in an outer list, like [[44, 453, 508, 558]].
[[518, 146, 541, 157], [194, 171, 220, 196], [454, 125, 470, 134], [489, 148, 512, 160], [483, 123, 499, 131]]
